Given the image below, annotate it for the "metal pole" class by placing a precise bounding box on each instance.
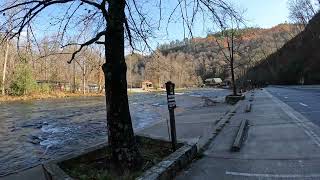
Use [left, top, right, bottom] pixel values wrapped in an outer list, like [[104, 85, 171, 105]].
[[169, 108, 177, 151], [166, 81, 177, 151]]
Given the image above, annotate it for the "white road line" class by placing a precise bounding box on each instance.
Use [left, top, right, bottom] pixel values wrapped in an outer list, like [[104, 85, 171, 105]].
[[284, 97, 288, 99], [282, 103, 320, 147], [265, 90, 320, 147], [299, 103, 308, 107], [226, 171, 320, 178], [299, 110, 320, 113]]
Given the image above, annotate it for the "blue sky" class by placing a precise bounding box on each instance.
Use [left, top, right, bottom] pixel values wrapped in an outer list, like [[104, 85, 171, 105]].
[[231, 0, 290, 28], [0, 0, 291, 51], [156, 0, 290, 45]]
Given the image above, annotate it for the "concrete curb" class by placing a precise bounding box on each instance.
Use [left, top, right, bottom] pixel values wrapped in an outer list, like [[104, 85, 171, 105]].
[[245, 103, 252, 112], [231, 119, 249, 152], [42, 142, 198, 180], [225, 94, 246, 105], [137, 144, 197, 180], [215, 101, 243, 133], [197, 96, 246, 155], [40, 138, 197, 180], [42, 164, 72, 180], [42, 142, 109, 180]]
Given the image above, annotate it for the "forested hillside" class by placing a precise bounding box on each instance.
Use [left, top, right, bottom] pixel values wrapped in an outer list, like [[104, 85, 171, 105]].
[[0, 23, 302, 96], [127, 23, 301, 88], [245, 13, 320, 85]]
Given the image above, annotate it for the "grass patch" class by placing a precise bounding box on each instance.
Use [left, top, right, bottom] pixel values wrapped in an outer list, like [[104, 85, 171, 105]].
[[59, 136, 182, 180]]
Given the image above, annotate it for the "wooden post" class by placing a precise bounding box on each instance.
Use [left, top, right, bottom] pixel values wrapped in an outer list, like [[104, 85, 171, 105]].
[[166, 81, 177, 151]]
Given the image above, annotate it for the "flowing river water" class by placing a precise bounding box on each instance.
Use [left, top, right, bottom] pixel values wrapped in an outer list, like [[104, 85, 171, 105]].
[[0, 88, 229, 176]]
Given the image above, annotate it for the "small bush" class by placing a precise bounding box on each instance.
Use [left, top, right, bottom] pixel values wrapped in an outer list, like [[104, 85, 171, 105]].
[[38, 83, 52, 94], [10, 63, 37, 96]]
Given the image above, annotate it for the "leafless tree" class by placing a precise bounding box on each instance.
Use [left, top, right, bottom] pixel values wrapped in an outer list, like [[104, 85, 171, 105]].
[[0, 0, 239, 170], [1, 37, 10, 95], [214, 12, 247, 95], [1, 13, 12, 96], [145, 52, 170, 88], [79, 47, 102, 94], [287, 0, 319, 26]]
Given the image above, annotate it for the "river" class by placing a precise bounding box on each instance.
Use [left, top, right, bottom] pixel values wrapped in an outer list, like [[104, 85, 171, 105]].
[[0, 88, 229, 176]]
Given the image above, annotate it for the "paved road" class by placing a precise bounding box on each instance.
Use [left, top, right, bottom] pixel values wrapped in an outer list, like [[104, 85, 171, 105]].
[[177, 88, 320, 180], [267, 86, 320, 126]]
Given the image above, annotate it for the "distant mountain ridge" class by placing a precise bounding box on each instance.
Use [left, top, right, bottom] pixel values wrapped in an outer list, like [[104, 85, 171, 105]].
[[127, 23, 302, 87], [246, 13, 320, 85]]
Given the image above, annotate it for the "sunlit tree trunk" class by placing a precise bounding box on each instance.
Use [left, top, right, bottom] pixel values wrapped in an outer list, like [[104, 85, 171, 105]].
[[44, 57, 48, 81], [82, 60, 86, 94], [102, 0, 142, 170], [98, 54, 103, 93], [73, 60, 76, 93], [98, 68, 102, 93], [1, 40, 9, 96]]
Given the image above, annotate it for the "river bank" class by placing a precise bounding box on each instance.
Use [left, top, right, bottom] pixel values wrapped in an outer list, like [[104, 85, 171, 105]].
[[0, 88, 190, 103], [0, 92, 105, 103]]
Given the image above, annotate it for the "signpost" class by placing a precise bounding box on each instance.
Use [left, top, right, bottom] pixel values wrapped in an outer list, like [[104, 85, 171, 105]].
[[165, 81, 177, 151]]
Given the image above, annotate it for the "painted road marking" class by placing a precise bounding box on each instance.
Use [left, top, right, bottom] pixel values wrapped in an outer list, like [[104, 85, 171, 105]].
[[284, 97, 288, 99], [300, 110, 320, 113], [226, 171, 320, 178], [299, 103, 308, 107], [283, 105, 320, 147], [265, 90, 320, 147]]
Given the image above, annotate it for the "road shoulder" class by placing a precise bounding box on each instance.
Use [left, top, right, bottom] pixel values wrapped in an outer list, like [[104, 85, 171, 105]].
[[177, 89, 320, 180]]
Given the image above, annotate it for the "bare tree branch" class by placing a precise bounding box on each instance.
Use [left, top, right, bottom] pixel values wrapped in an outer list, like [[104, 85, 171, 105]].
[[65, 30, 106, 64]]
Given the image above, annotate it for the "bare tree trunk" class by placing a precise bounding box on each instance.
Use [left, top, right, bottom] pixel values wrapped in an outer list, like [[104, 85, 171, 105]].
[[98, 68, 102, 92], [102, 0, 142, 170], [73, 59, 76, 93], [82, 60, 86, 94], [129, 56, 132, 91], [230, 32, 237, 95], [230, 58, 237, 95], [82, 73, 86, 94], [98, 54, 103, 93], [1, 40, 9, 96], [179, 71, 182, 88], [45, 58, 48, 81]]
